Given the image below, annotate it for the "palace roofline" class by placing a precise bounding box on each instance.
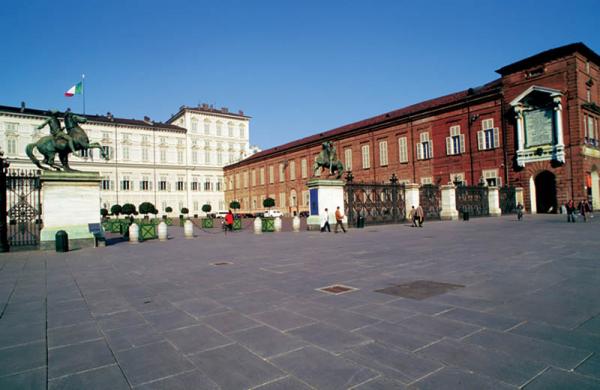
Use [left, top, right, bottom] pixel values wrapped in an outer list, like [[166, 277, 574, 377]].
[[0, 105, 187, 133], [167, 104, 251, 124]]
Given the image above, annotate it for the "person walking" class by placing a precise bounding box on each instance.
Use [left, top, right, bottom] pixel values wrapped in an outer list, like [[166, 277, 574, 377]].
[[320, 208, 331, 232], [566, 200, 576, 223], [578, 199, 588, 222], [409, 206, 418, 227], [415, 205, 425, 227], [224, 210, 234, 233], [334, 206, 346, 233], [516, 203, 524, 221]]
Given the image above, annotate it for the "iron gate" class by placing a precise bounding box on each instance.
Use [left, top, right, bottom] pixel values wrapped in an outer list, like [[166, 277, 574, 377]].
[[344, 176, 405, 226], [419, 185, 441, 220], [5, 169, 42, 249], [499, 186, 517, 214], [456, 185, 489, 217]]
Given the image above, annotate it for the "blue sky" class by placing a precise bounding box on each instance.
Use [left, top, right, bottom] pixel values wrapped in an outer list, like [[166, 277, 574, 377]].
[[1, 0, 599, 149]]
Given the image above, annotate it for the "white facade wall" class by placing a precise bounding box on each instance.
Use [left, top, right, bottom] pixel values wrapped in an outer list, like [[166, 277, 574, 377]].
[[0, 106, 251, 216]]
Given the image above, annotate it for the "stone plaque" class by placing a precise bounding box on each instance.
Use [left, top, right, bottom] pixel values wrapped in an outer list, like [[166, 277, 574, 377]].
[[524, 108, 554, 147]]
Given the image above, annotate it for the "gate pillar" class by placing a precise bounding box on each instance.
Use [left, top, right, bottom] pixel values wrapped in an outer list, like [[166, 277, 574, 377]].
[[440, 184, 459, 220], [488, 186, 502, 217], [404, 183, 420, 219], [515, 187, 525, 212]]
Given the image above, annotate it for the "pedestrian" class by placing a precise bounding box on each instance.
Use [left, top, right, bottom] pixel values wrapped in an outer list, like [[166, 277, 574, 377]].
[[224, 209, 234, 233], [334, 206, 346, 233], [578, 199, 588, 222], [588, 199, 594, 218], [409, 206, 417, 227], [516, 203, 524, 221], [566, 200, 576, 223], [320, 208, 331, 232], [415, 205, 425, 227]]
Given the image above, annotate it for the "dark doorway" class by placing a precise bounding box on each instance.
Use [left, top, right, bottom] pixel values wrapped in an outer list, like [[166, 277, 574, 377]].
[[535, 171, 557, 213]]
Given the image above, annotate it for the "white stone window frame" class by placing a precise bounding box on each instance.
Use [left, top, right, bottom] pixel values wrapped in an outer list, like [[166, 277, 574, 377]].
[[398, 137, 408, 163], [361, 144, 370, 169], [482, 169, 501, 187], [477, 118, 500, 151], [446, 125, 465, 156], [420, 177, 433, 185], [417, 132, 433, 160], [450, 172, 466, 186], [379, 140, 388, 166], [344, 147, 353, 171]]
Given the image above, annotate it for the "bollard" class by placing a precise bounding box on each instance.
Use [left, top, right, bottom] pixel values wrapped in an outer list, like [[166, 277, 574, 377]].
[[274, 216, 282, 232], [184, 219, 194, 239], [292, 216, 301, 232], [158, 221, 168, 241], [128, 223, 139, 244], [55, 230, 69, 252], [253, 217, 262, 235]]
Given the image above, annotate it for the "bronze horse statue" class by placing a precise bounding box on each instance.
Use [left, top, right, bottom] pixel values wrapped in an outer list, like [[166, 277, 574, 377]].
[[313, 141, 344, 179], [26, 111, 109, 171]]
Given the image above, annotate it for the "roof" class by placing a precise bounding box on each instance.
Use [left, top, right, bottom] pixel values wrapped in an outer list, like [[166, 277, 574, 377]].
[[0, 105, 186, 133], [167, 105, 251, 124], [226, 79, 501, 168], [495, 42, 600, 76]]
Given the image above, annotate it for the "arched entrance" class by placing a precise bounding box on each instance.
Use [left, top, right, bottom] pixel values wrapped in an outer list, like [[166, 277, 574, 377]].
[[534, 171, 557, 213]]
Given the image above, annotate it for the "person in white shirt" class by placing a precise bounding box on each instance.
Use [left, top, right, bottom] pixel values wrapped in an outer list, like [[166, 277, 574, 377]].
[[320, 208, 331, 232]]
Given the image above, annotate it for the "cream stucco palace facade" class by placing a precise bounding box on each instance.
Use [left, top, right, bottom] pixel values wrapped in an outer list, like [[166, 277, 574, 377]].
[[0, 103, 258, 215]]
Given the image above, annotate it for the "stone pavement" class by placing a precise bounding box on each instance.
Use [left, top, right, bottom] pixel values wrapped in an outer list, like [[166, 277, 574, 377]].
[[1, 215, 600, 389]]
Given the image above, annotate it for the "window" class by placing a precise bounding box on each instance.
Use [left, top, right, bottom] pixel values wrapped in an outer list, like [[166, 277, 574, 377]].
[[239, 124, 245, 138], [251, 169, 257, 186], [290, 161, 296, 180], [301, 159, 307, 178], [176, 179, 185, 191], [585, 114, 598, 146], [79, 149, 91, 159], [228, 122, 234, 137], [193, 201, 198, 211], [102, 132, 111, 142], [191, 118, 198, 132], [587, 88, 592, 103], [142, 147, 149, 162], [417, 132, 432, 160], [101, 145, 114, 160], [269, 166, 274, 184], [379, 140, 388, 166], [121, 177, 131, 191], [205, 179, 213, 191], [279, 192, 286, 208], [217, 150, 223, 165], [205, 119, 212, 135], [446, 125, 465, 155], [260, 167, 265, 185], [159, 178, 168, 191], [6, 138, 17, 155], [140, 177, 151, 191], [482, 169, 501, 187], [216, 179, 222, 191], [314, 155, 320, 176], [122, 146, 129, 161], [279, 163, 285, 182], [236, 173, 241, 189], [344, 148, 352, 171], [243, 171, 249, 188], [303, 191, 309, 206], [177, 150, 184, 164], [398, 137, 408, 163], [205, 149, 211, 164], [192, 150, 197, 164], [160, 149, 167, 163], [361, 144, 370, 169], [450, 172, 466, 186], [101, 178, 112, 190], [477, 119, 500, 150], [191, 181, 198, 191], [420, 177, 433, 185]]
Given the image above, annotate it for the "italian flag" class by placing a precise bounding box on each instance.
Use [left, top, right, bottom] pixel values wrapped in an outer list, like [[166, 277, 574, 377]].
[[65, 82, 83, 97]]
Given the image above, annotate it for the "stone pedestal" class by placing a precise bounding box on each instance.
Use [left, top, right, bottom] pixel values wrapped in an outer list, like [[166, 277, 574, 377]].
[[488, 186, 501, 217], [404, 184, 420, 219], [40, 171, 103, 250], [306, 179, 346, 231], [440, 184, 459, 221]]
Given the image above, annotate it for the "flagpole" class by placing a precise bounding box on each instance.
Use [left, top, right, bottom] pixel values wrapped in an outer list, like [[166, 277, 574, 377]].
[[82, 74, 86, 114]]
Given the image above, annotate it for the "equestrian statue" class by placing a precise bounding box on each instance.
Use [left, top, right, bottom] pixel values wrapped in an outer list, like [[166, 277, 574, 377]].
[[313, 141, 344, 179], [26, 110, 109, 171]]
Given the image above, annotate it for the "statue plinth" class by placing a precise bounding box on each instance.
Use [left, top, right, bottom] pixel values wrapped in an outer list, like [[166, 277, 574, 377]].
[[306, 178, 347, 231], [39, 171, 104, 250]]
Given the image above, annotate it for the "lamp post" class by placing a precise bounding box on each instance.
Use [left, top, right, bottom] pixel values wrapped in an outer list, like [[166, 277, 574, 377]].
[[0, 151, 9, 252]]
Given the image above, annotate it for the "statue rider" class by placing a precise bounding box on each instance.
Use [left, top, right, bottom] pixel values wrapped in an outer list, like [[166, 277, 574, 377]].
[[37, 110, 76, 153], [327, 141, 338, 172]]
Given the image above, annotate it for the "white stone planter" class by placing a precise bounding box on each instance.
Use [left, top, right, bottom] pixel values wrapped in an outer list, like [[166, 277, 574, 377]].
[[158, 221, 168, 241], [253, 217, 262, 234], [128, 223, 139, 244], [292, 216, 301, 232], [274, 217, 282, 232], [184, 219, 194, 239]]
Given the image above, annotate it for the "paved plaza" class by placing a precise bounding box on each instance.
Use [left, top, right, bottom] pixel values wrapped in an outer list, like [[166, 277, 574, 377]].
[[1, 215, 600, 389]]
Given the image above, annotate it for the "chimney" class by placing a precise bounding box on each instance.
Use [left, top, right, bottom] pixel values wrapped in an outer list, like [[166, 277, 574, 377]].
[[20, 101, 26, 112], [202, 103, 209, 109], [106, 112, 114, 121], [221, 107, 228, 113], [143, 115, 152, 124], [238, 110, 244, 116]]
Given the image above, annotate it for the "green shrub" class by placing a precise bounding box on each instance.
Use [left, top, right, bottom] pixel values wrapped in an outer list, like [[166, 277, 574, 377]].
[[229, 201, 241, 210], [263, 197, 275, 209], [110, 204, 122, 217], [122, 203, 136, 216]]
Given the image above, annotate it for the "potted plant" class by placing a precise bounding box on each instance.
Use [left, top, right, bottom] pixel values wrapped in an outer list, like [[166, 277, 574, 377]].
[[201, 204, 213, 228], [100, 208, 110, 230], [262, 198, 276, 232], [164, 206, 173, 226], [121, 203, 137, 236], [229, 201, 242, 230], [180, 207, 189, 226], [138, 202, 158, 240], [109, 204, 123, 233]]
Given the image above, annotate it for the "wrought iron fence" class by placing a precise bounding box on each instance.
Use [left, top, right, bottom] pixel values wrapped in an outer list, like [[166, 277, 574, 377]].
[[5, 169, 42, 248], [456, 185, 489, 217], [419, 184, 441, 220], [344, 178, 405, 226], [499, 186, 517, 214]]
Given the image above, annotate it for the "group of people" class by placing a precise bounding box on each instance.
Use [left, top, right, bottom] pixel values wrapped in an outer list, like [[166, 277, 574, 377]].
[[565, 199, 593, 223], [408, 205, 425, 227], [320, 206, 347, 233]]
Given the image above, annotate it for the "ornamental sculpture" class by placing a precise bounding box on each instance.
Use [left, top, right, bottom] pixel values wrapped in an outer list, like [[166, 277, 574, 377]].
[[26, 110, 109, 171], [313, 140, 344, 179]]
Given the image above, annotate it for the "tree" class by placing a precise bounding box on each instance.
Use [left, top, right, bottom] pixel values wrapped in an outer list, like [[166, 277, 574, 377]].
[[100, 208, 109, 218], [139, 202, 156, 216], [181, 207, 189, 215], [202, 204, 212, 216], [263, 197, 275, 210], [122, 203, 136, 216], [229, 200, 240, 210], [110, 204, 122, 217], [165, 206, 173, 213]]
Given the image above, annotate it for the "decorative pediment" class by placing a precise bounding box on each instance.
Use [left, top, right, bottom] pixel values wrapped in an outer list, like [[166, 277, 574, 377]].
[[510, 85, 562, 107]]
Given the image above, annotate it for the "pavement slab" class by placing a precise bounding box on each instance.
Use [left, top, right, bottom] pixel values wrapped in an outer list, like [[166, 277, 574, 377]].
[[524, 367, 600, 390], [48, 364, 130, 390], [48, 339, 116, 380]]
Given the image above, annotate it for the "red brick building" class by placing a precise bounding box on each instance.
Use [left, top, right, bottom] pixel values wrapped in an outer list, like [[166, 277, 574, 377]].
[[224, 43, 600, 215]]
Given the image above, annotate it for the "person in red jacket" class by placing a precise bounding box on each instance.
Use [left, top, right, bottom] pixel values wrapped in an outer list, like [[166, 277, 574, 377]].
[[224, 210, 234, 233]]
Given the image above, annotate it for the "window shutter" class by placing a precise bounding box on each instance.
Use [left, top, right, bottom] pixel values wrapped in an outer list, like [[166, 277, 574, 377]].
[[149, 181, 152, 190], [416, 143, 423, 160], [139, 181, 143, 190], [429, 141, 433, 158], [460, 134, 465, 154], [477, 131, 485, 150], [493, 128, 500, 148], [498, 177, 502, 187], [446, 137, 452, 155], [110, 180, 114, 190]]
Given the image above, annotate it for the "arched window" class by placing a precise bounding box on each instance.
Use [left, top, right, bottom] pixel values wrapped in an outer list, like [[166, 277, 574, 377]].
[[204, 119, 211, 135], [239, 124, 245, 138], [216, 120, 222, 136], [191, 118, 198, 132], [228, 122, 234, 137]]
